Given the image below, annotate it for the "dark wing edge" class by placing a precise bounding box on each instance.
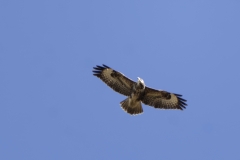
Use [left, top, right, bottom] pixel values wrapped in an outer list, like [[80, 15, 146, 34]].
[[93, 64, 111, 77], [173, 93, 187, 110], [92, 64, 136, 96], [142, 87, 187, 110]]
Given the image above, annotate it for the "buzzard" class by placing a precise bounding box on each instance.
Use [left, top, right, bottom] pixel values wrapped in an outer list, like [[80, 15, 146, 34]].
[[93, 64, 187, 115]]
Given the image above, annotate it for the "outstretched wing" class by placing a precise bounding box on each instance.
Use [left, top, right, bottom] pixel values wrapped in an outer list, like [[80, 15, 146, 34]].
[[141, 87, 187, 110], [93, 64, 136, 96]]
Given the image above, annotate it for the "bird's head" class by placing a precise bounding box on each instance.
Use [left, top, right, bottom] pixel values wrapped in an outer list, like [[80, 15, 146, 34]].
[[137, 77, 145, 89]]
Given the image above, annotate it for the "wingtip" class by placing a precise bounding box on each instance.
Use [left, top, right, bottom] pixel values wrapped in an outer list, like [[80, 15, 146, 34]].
[[93, 64, 110, 70], [174, 93, 182, 97], [93, 73, 100, 77], [178, 98, 187, 110], [102, 64, 110, 68], [92, 64, 109, 76], [96, 65, 105, 69], [92, 70, 101, 73]]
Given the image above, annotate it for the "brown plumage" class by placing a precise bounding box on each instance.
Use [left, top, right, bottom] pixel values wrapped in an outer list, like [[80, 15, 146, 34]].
[[93, 64, 187, 115]]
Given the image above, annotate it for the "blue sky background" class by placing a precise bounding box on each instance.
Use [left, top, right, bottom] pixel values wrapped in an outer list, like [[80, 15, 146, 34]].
[[1, 1, 240, 159]]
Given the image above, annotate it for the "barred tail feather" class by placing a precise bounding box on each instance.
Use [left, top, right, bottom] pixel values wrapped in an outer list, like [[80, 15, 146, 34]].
[[120, 98, 143, 115]]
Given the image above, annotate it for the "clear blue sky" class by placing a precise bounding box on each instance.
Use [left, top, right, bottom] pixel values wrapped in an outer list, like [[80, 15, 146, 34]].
[[1, 1, 240, 159]]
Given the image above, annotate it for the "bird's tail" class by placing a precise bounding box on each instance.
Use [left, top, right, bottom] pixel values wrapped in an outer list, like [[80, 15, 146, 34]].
[[120, 98, 143, 115]]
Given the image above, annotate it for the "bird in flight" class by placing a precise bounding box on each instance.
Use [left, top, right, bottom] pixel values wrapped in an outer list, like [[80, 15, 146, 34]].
[[93, 64, 187, 115]]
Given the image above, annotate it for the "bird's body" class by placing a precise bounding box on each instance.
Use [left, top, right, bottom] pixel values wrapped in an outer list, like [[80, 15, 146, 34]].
[[130, 77, 145, 100], [120, 77, 145, 114], [93, 64, 187, 115]]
